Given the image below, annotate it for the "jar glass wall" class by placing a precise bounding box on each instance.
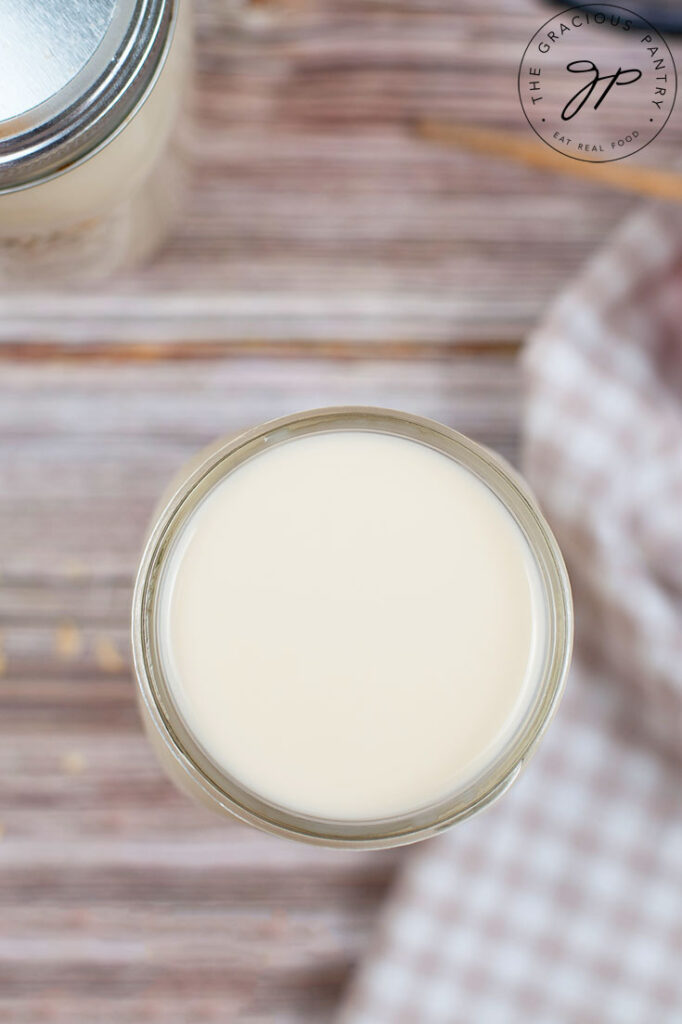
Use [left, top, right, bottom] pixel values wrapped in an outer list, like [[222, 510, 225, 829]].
[[132, 408, 573, 849], [0, 0, 190, 281]]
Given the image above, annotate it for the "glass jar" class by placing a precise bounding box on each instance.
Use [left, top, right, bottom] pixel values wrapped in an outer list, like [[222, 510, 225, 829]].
[[132, 407, 573, 849], [0, 0, 189, 281]]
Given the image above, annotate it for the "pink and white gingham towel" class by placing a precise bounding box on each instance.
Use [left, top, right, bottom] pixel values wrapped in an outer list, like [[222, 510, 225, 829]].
[[338, 203, 682, 1024]]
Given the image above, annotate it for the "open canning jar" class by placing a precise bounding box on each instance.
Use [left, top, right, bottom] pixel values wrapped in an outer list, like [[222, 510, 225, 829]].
[[132, 408, 573, 849], [0, 0, 189, 280]]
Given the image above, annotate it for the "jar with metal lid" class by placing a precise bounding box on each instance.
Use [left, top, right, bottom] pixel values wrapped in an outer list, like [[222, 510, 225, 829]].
[[0, 0, 189, 280], [132, 407, 573, 849]]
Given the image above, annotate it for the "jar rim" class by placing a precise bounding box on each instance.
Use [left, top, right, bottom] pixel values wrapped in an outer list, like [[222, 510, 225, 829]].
[[131, 407, 573, 849]]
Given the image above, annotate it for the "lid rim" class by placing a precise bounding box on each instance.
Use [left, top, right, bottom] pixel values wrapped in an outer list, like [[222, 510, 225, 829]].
[[0, 0, 177, 192]]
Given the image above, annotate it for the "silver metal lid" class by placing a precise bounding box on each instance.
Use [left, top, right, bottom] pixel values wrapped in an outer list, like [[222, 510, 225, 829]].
[[0, 0, 177, 192]]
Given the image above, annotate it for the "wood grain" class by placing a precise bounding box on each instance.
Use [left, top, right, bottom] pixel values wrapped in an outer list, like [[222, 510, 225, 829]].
[[2, 0, 679, 349], [0, 0, 664, 1018], [416, 120, 682, 203], [0, 353, 521, 1023]]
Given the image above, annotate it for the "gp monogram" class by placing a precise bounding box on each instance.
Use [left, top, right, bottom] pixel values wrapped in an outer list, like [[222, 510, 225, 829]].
[[518, 4, 677, 162]]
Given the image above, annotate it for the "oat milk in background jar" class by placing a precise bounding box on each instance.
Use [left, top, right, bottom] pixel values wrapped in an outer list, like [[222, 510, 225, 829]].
[[0, 0, 189, 280]]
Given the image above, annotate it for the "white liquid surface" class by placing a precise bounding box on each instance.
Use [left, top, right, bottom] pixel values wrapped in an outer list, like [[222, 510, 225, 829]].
[[159, 431, 546, 820]]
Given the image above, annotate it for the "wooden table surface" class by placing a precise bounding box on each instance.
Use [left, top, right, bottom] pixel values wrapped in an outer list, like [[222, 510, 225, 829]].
[[1, 1, 680, 1022]]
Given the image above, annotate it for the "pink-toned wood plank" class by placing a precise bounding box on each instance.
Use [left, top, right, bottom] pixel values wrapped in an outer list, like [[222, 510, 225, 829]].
[[2, 0, 659, 1015], [0, 352, 520, 1022], [1, 0, 674, 348]]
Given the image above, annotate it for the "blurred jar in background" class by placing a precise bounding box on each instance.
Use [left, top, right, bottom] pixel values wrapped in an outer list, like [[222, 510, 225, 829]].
[[0, 0, 190, 282]]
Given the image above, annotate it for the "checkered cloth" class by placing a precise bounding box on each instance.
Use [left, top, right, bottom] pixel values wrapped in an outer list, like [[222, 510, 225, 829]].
[[338, 203, 682, 1024]]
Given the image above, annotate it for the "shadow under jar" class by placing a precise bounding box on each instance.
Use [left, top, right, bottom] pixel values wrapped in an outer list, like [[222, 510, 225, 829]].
[[132, 408, 573, 849], [0, 0, 190, 281]]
